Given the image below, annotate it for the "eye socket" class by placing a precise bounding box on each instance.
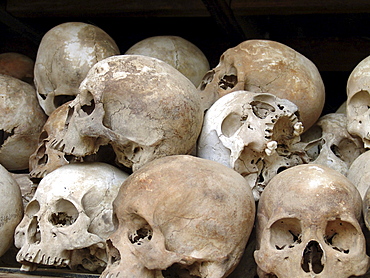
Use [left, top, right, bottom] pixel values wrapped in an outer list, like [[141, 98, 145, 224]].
[[53, 94, 76, 109], [127, 215, 153, 246], [199, 71, 215, 91], [25, 200, 40, 218], [49, 199, 79, 227], [270, 218, 302, 250], [251, 100, 275, 119], [221, 112, 245, 137], [324, 218, 358, 254], [331, 138, 364, 166], [348, 90, 370, 116]]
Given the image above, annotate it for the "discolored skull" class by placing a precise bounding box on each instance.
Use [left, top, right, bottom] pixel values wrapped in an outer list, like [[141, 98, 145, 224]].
[[0, 52, 34, 84], [254, 164, 370, 278], [15, 162, 129, 272], [101, 155, 255, 278], [125, 35, 210, 87], [0, 164, 23, 257], [34, 22, 120, 116], [0, 74, 47, 171], [197, 90, 305, 200], [50, 54, 203, 172], [346, 54, 370, 148], [198, 39, 325, 130], [301, 113, 365, 176]]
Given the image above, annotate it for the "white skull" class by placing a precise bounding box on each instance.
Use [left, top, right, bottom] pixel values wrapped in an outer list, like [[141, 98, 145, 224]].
[[197, 90, 305, 200], [198, 39, 325, 130], [49, 54, 203, 172], [301, 113, 365, 176], [14, 162, 129, 272], [254, 164, 370, 278], [34, 22, 120, 116], [125, 35, 210, 87], [347, 54, 370, 148], [0, 164, 23, 257], [347, 150, 370, 199], [101, 155, 255, 278], [0, 74, 47, 171]]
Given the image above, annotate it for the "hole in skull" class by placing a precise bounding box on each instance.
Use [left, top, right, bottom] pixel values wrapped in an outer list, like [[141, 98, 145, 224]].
[[270, 218, 302, 250], [218, 74, 237, 90], [333, 139, 364, 166], [199, 71, 215, 91], [129, 227, 153, 245], [36, 145, 48, 166], [28, 216, 41, 244], [324, 218, 355, 254], [25, 200, 40, 218], [271, 116, 295, 143], [251, 101, 275, 119], [0, 128, 15, 145], [81, 97, 95, 115], [53, 95, 76, 109], [162, 263, 200, 277], [38, 92, 47, 100], [301, 241, 324, 274], [221, 112, 245, 137], [49, 199, 79, 227]]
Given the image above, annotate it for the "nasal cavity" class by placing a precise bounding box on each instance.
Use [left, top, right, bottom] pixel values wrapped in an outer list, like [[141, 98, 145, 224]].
[[301, 240, 324, 274]]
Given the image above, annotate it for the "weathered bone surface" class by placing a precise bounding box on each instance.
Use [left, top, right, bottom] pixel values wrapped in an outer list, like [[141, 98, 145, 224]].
[[197, 90, 306, 200], [50, 54, 203, 172], [34, 22, 120, 116], [0, 74, 47, 171], [101, 155, 255, 278], [0, 52, 34, 84], [255, 164, 370, 278], [347, 54, 370, 148], [198, 39, 325, 130], [15, 162, 129, 272], [0, 164, 23, 257], [347, 150, 370, 199], [125, 35, 210, 87], [301, 113, 365, 176]]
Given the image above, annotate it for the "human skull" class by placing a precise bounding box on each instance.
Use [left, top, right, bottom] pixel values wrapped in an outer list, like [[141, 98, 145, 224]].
[[347, 150, 370, 199], [101, 155, 255, 278], [125, 35, 210, 87], [347, 54, 370, 148], [14, 162, 129, 272], [29, 101, 116, 179], [197, 90, 305, 200], [0, 74, 47, 171], [0, 164, 23, 257], [0, 52, 34, 84], [198, 39, 325, 130], [50, 54, 203, 172], [254, 164, 370, 278], [301, 113, 365, 176], [34, 22, 120, 116]]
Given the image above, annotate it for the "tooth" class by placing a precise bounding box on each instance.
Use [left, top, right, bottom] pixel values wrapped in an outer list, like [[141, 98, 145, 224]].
[[265, 141, 277, 156], [293, 122, 304, 136]]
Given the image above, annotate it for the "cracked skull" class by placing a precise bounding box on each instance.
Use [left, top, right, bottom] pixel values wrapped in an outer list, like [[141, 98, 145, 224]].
[[346, 54, 370, 148], [198, 39, 325, 130], [254, 164, 370, 278], [34, 22, 120, 116], [50, 54, 203, 171], [101, 155, 255, 278], [14, 162, 129, 272], [0, 74, 47, 171], [197, 90, 305, 200], [125, 35, 210, 87]]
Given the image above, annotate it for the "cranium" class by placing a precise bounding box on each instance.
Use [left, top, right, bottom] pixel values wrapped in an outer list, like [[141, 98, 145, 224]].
[[125, 35, 210, 87], [346, 54, 370, 148], [301, 113, 365, 176], [197, 90, 305, 200], [49, 54, 203, 172], [101, 155, 255, 278], [15, 162, 129, 272], [0, 52, 34, 84], [0, 74, 47, 171], [34, 22, 120, 116], [254, 164, 370, 278], [0, 164, 23, 257], [198, 39, 325, 130]]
